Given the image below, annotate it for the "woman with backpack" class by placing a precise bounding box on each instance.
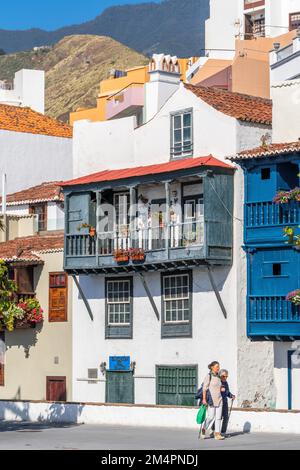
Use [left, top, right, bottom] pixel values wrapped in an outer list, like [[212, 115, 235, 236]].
[[201, 361, 225, 441]]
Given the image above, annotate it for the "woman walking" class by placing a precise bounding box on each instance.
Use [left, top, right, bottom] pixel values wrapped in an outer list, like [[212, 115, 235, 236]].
[[201, 361, 224, 441]]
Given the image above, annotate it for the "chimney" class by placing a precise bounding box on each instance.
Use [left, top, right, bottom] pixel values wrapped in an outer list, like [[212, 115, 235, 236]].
[[13, 69, 45, 114], [144, 54, 181, 122]]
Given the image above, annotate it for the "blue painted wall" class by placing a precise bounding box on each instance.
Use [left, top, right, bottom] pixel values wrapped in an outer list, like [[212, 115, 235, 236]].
[[241, 153, 300, 339]]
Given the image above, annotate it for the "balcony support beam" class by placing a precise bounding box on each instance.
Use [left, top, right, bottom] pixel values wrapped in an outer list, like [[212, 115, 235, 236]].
[[138, 272, 160, 321], [206, 265, 228, 319], [72, 275, 94, 321]]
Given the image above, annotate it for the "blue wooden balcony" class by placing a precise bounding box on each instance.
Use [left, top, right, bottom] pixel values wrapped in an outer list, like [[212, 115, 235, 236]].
[[245, 201, 300, 244], [248, 295, 300, 339]]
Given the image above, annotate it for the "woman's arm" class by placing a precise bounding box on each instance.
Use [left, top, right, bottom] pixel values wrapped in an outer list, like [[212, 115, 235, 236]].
[[202, 375, 210, 405]]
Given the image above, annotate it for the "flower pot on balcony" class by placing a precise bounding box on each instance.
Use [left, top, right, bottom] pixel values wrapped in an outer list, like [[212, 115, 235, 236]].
[[15, 319, 36, 330], [114, 250, 130, 263], [116, 255, 129, 263], [89, 227, 96, 237]]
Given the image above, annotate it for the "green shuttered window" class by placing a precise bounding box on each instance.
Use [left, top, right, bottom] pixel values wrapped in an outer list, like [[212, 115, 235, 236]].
[[157, 366, 197, 406]]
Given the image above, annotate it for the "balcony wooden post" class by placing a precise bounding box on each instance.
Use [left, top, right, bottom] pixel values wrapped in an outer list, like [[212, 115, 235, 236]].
[[129, 186, 137, 249], [96, 191, 102, 262], [165, 181, 171, 258]]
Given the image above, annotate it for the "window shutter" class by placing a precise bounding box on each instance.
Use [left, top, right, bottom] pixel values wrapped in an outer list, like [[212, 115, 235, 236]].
[[17, 267, 34, 295], [49, 273, 68, 322]]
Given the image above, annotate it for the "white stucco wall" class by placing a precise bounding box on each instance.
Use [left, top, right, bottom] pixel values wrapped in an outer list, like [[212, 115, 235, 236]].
[[47, 202, 65, 231], [265, 0, 300, 38], [72, 267, 237, 405], [0, 130, 72, 194], [271, 80, 300, 143], [73, 84, 238, 178]]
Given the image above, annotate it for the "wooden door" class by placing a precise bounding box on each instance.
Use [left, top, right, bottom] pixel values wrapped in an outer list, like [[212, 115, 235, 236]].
[[46, 376, 67, 402], [106, 371, 134, 404]]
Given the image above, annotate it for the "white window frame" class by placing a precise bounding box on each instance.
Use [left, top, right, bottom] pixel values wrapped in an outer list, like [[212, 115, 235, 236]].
[[170, 109, 193, 159], [107, 279, 131, 326], [163, 274, 190, 324]]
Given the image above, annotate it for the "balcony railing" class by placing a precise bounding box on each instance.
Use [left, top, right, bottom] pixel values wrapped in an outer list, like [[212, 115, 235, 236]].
[[249, 296, 300, 322], [66, 221, 204, 258], [248, 295, 300, 338], [245, 201, 300, 227]]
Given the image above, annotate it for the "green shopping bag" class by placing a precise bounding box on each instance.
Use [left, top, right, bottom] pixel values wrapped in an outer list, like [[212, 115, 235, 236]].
[[196, 404, 207, 425]]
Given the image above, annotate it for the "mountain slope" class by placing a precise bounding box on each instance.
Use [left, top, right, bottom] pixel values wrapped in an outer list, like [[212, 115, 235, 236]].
[[0, 35, 148, 122], [0, 0, 209, 57]]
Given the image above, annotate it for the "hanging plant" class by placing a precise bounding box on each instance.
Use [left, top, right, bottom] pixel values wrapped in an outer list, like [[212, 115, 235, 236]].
[[273, 188, 300, 204], [286, 290, 300, 306], [283, 226, 300, 246], [0, 260, 44, 332]]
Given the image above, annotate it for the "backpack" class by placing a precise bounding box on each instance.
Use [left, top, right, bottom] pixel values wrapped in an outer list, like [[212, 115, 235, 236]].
[[195, 373, 212, 405]]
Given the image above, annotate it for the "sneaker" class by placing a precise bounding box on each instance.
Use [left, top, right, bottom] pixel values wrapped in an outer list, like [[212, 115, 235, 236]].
[[200, 429, 207, 439], [214, 433, 225, 441]]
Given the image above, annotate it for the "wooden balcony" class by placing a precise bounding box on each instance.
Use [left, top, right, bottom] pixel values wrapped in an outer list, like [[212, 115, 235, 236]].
[[65, 219, 232, 273], [245, 201, 300, 244], [248, 296, 300, 339]]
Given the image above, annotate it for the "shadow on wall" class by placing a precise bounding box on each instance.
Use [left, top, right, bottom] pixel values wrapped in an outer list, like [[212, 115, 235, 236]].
[[78, 266, 232, 302], [0, 401, 85, 429], [6, 323, 43, 358]]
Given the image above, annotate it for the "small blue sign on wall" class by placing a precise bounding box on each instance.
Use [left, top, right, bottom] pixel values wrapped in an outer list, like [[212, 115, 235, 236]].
[[109, 356, 131, 371]]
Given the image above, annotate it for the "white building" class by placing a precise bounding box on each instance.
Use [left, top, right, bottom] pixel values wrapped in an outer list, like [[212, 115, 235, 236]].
[[0, 69, 45, 114], [0, 103, 72, 195], [205, 0, 300, 60], [270, 29, 300, 84], [62, 57, 279, 408]]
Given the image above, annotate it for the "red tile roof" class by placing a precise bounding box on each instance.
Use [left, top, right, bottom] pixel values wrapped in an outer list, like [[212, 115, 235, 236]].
[[0, 104, 72, 138], [185, 84, 272, 125], [230, 141, 300, 160], [61, 156, 233, 187], [0, 233, 64, 264], [0, 181, 64, 206]]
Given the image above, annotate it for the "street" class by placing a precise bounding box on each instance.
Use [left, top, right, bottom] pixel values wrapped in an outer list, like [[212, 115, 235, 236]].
[[0, 422, 299, 450]]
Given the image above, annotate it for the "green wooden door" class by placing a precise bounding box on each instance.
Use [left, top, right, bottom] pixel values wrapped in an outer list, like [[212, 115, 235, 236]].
[[106, 371, 134, 404], [156, 366, 197, 406]]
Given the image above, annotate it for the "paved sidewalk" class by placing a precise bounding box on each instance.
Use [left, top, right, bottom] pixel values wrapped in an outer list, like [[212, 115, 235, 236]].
[[0, 422, 299, 450]]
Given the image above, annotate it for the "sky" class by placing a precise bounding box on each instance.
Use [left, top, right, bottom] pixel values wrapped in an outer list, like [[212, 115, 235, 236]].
[[0, 0, 160, 31]]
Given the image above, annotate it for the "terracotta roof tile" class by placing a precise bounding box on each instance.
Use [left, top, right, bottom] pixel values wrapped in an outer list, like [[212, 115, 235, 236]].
[[0, 181, 64, 206], [0, 233, 64, 263], [229, 141, 300, 160], [0, 104, 72, 138], [61, 155, 234, 187], [184, 84, 272, 125]]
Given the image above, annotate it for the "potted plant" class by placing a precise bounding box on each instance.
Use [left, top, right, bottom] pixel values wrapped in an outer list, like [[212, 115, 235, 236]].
[[16, 298, 44, 329], [283, 226, 300, 246], [130, 248, 145, 262], [286, 290, 300, 306], [113, 249, 129, 263], [274, 188, 300, 204], [78, 223, 96, 237]]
